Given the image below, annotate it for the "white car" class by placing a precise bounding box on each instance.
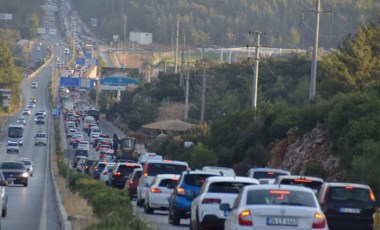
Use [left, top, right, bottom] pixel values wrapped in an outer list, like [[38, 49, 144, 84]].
[[89, 133, 99, 144], [34, 132, 47, 146], [6, 141, 19, 154], [223, 184, 328, 230], [144, 174, 180, 214], [31, 82, 38, 88], [202, 166, 236, 177], [18, 158, 33, 176], [99, 163, 116, 185], [77, 141, 90, 150], [22, 109, 31, 115], [190, 176, 259, 229], [66, 128, 77, 138]]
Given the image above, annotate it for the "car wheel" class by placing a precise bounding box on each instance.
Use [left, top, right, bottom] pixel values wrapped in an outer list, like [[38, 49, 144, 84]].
[[169, 209, 181, 226], [195, 210, 203, 230], [2, 207, 6, 217], [144, 200, 154, 214]]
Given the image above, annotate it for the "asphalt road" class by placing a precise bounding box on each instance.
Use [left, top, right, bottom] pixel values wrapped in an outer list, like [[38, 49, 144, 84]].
[[1, 61, 60, 229]]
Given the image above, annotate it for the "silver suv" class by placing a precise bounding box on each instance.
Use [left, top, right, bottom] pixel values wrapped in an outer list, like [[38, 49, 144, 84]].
[[34, 132, 47, 146]]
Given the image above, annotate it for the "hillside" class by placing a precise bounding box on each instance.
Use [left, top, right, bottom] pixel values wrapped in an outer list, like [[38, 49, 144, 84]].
[[72, 0, 380, 49]]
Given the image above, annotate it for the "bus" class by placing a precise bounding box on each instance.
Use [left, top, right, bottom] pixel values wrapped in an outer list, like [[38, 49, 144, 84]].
[[8, 123, 24, 145], [87, 109, 99, 124]]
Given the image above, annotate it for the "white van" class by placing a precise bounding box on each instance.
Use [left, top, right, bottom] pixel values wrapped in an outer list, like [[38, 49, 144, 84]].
[[138, 153, 163, 165], [83, 116, 95, 131]]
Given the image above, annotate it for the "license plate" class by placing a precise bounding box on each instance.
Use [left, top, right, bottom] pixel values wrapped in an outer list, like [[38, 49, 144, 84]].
[[224, 210, 229, 217], [267, 217, 298, 226], [339, 208, 361, 214]]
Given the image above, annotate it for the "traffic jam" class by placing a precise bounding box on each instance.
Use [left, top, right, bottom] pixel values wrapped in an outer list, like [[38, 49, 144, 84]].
[[61, 88, 377, 230]]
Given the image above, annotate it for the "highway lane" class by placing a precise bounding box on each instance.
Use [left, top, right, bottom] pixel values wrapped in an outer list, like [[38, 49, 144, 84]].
[[1, 64, 60, 229]]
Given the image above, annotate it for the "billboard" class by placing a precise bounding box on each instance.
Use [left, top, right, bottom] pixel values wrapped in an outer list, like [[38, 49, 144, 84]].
[[100, 67, 139, 78], [59, 77, 80, 87]]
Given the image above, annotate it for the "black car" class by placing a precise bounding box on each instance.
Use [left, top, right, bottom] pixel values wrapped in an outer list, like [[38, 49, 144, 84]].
[[109, 163, 142, 189], [316, 182, 377, 230], [0, 161, 29, 187]]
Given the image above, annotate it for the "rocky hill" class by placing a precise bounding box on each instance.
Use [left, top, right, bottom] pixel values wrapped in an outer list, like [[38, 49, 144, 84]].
[[267, 125, 340, 181]]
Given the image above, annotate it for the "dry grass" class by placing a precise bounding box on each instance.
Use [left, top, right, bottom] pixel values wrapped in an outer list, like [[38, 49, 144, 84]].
[[51, 153, 99, 230]]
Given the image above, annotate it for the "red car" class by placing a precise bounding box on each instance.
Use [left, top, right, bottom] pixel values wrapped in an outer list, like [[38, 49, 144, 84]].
[[125, 168, 142, 198]]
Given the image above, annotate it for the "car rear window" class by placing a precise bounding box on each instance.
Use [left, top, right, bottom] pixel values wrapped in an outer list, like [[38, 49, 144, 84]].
[[132, 171, 142, 180], [146, 163, 187, 176], [279, 179, 323, 193], [208, 182, 254, 194], [159, 178, 179, 188], [329, 187, 371, 203], [118, 165, 141, 175], [246, 189, 317, 207], [184, 174, 214, 187], [97, 163, 107, 170], [253, 171, 288, 179]]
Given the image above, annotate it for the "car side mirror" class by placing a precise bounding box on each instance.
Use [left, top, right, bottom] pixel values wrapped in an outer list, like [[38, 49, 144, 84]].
[[0, 180, 7, 186], [220, 203, 231, 211]]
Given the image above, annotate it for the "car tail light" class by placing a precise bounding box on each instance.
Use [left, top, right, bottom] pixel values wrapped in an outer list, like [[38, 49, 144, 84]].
[[103, 171, 108, 175], [312, 212, 326, 228], [113, 172, 122, 176], [177, 187, 185, 196], [151, 188, 161, 193], [201, 198, 221, 204], [238, 210, 252, 226], [369, 188, 376, 202]]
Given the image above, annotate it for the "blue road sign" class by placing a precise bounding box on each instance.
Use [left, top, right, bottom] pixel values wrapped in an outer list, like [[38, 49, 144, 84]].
[[100, 76, 139, 86], [76, 57, 85, 65], [59, 77, 80, 87]]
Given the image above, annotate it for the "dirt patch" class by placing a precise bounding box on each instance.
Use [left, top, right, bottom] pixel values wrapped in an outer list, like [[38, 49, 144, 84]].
[[156, 103, 185, 121]]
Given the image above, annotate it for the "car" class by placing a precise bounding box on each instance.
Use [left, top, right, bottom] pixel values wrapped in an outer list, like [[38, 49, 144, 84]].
[[66, 128, 77, 138], [16, 117, 26, 126], [144, 174, 180, 214], [190, 176, 260, 230], [76, 157, 88, 172], [246, 167, 291, 184], [80, 159, 96, 175], [35, 46, 41, 51], [202, 166, 236, 177], [28, 103, 35, 109], [0, 171, 8, 217], [29, 97, 37, 104], [125, 168, 142, 199], [108, 162, 142, 189], [35, 116, 45, 124], [34, 132, 47, 146], [6, 141, 19, 154], [138, 160, 189, 208], [137, 152, 163, 166], [17, 158, 33, 177], [77, 141, 90, 150], [224, 184, 328, 230], [274, 175, 324, 194], [92, 161, 109, 179], [316, 182, 376, 230], [99, 163, 116, 184], [0, 161, 29, 187], [72, 156, 87, 168], [36, 110, 46, 117], [31, 82, 38, 88], [168, 171, 221, 225], [22, 109, 31, 115]]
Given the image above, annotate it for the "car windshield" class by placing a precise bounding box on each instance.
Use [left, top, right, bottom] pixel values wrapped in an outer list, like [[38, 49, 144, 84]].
[[133, 171, 142, 180], [0, 162, 25, 170], [19, 160, 31, 166], [279, 179, 324, 194], [36, 134, 46, 138], [246, 189, 317, 207]]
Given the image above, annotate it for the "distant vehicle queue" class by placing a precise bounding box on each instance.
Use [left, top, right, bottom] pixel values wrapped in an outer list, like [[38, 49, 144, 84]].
[[57, 84, 378, 230]]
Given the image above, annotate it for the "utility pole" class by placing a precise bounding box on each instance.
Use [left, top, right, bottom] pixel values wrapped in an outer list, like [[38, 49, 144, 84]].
[[252, 32, 261, 110], [184, 69, 189, 119], [302, 0, 331, 103], [180, 32, 185, 86], [174, 18, 179, 73], [200, 67, 207, 121]]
